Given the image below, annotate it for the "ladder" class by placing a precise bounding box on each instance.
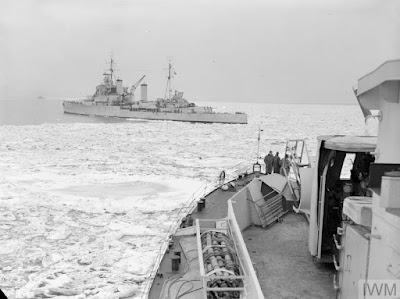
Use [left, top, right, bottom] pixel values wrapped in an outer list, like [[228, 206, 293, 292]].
[[253, 190, 287, 228], [284, 139, 311, 201]]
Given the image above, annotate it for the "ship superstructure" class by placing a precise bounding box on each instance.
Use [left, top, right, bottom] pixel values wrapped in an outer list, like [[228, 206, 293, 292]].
[[83, 57, 144, 106], [146, 59, 400, 299], [63, 58, 247, 124], [333, 60, 400, 298]]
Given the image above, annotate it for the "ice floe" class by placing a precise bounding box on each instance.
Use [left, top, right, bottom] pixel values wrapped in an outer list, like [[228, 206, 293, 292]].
[[0, 103, 367, 298]]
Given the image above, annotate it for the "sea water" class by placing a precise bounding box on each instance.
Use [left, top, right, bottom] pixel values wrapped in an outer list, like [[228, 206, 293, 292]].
[[0, 99, 373, 298]]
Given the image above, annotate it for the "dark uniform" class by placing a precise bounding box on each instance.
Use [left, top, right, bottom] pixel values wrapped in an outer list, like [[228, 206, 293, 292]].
[[264, 151, 274, 174], [272, 152, 280, 173]]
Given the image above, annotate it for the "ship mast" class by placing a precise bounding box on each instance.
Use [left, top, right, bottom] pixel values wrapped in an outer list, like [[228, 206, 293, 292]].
[[164, 60, 174, 101], [103, 56, 117, 86], [109, 57, 115, 85], [110, 57, 114, 85], [257, 126, 262, 163]]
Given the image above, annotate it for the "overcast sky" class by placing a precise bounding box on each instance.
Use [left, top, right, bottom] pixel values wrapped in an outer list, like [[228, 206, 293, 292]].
[[1, 0, 399, 103]]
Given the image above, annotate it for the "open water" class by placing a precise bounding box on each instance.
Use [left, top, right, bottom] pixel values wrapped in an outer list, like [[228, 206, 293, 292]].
[[0, 98, 130, 125]]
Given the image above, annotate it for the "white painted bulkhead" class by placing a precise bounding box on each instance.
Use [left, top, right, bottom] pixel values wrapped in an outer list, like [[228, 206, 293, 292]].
[[225, 180, 266, 298], [351, 60, 400, 284], [141, 84, 147, 102], [308, 61, 400, 298]]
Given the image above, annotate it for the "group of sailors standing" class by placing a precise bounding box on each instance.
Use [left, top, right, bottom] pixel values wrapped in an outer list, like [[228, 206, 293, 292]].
[[264, 151, 290, 176]]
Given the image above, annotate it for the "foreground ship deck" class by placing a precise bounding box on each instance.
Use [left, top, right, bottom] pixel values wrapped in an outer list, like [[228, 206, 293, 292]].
[[243, 215, 334, 298], [148, 172, 335, 299]]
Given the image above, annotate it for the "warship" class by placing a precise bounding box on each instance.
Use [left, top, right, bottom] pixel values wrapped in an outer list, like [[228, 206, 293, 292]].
[[144, 59, 400, 299], [63, 58, 247, 124]]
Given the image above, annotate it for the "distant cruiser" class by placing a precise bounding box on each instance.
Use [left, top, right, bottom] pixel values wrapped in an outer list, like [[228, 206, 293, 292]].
[[63, 58, 247, 124]]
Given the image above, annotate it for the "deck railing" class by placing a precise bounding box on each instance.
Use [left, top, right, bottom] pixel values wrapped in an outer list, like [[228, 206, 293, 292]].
[[227, 200, 265, 299], [140, 179, 215, 299], [140, 162, 255, 298], [216, 162, 254, 186]]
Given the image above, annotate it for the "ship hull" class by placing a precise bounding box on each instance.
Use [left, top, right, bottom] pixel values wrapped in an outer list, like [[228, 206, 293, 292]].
[[63, 103, 247, 124]]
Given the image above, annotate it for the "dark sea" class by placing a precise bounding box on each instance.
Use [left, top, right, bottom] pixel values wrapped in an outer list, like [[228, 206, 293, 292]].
[[0, 97, 130, 125]]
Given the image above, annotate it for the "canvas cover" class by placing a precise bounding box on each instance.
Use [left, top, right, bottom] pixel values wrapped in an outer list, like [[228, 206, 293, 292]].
[[259, 174, 287, 193], [324, 136, 377, 152], [343, 196, 372, 228]]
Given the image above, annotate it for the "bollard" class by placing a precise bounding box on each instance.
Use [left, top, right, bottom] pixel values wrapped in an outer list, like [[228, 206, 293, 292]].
[[173, 250, 181, 263], [197, 200, 204, 212], [171, 256, 180, 271], [181, 217, 187, 228]]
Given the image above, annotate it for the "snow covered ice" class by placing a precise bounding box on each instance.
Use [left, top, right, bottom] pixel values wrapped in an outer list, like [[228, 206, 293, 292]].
[[0, 103, 371, 298]]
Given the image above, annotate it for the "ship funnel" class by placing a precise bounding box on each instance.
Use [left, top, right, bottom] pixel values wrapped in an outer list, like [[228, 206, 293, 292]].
[[141, 83, 148, 101], [116, 79, 123, 95]]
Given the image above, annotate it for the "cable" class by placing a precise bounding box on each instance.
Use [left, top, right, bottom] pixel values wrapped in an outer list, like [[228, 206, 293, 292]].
[[184, 248, 198, 256], [174, 280, 193, 299], [176, 281, 202, 299], [167, 252, 199, 298], [174, 280, 198, 299], [178, 287, 203, 299]]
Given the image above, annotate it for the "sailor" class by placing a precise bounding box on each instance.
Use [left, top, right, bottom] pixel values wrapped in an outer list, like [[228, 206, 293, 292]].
[[280, 154, 291, 176], [264, 151, 274, 174], [272, 152, 281, 173]]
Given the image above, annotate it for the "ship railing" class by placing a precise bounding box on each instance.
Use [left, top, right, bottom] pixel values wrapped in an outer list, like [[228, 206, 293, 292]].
[[283, 139, 312, 201], [141, 162, 254, 298], [140, 179, 215, 299], [214, 161, 254, 187]]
